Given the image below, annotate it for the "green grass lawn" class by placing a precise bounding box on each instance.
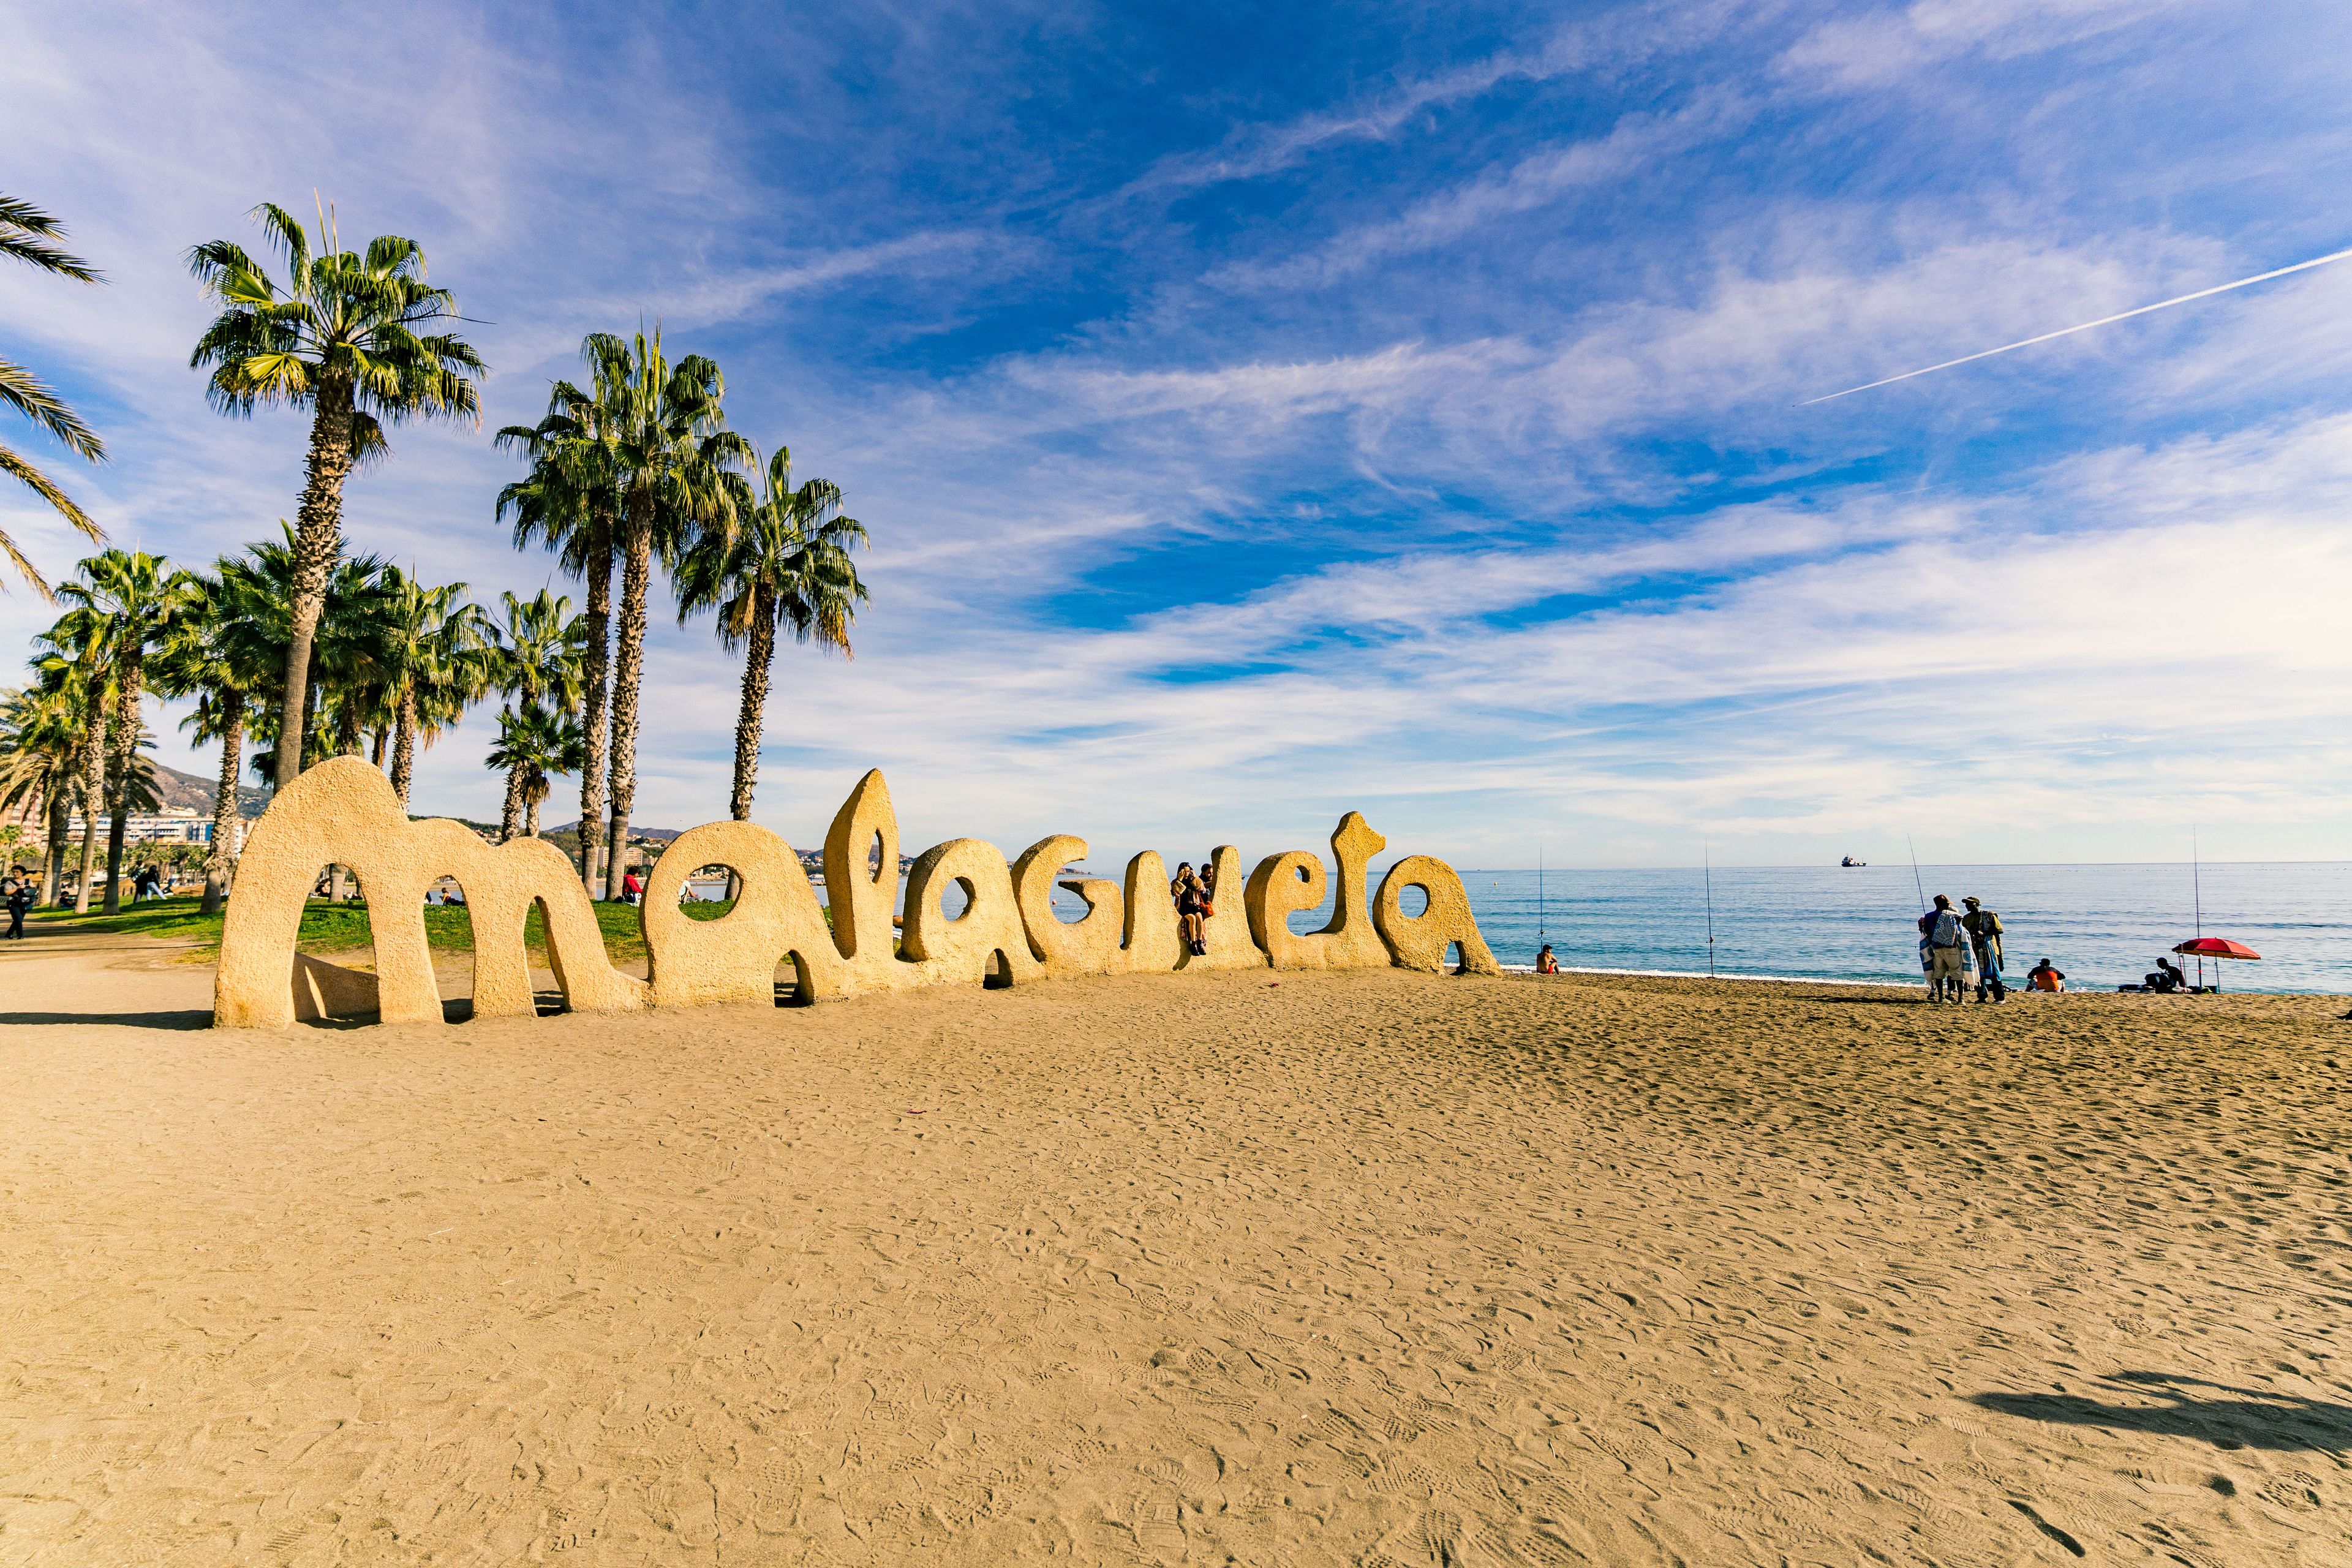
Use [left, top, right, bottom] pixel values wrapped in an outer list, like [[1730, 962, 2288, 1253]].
[[28, 891, 740, 968]]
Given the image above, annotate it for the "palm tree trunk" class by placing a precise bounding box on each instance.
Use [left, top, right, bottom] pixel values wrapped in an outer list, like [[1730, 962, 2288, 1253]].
[[300, 652, 323, 770], [370, 726, 388, 769], [501, 763, 525, 843], [102, 653, 143, 916], [525, 790, 542, 840], [72, 687, 105, 915], [391, 687, 418, 808], [201, 690, 244, 916], [578, 509, 612, 897], [603, 502, 650, 901], [275, 383, 355, 788], [44, 793, 69, 907], [730, 587, 776, 821]]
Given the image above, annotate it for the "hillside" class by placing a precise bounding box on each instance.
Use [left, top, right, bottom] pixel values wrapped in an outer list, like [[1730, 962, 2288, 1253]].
[[146, 761, 270, 819]]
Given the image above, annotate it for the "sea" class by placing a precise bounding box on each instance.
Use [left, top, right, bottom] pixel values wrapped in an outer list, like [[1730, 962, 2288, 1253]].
[[715, 859, 2352, 996], [1427, 862, 2352, 995]]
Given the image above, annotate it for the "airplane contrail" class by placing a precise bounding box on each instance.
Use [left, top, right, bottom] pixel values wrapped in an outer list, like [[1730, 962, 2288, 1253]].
[[1803, 243, 2352, 405]]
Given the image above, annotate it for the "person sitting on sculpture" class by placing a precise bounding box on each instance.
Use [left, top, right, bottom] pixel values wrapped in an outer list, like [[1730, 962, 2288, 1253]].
[[1170, 862, 1207, 956]]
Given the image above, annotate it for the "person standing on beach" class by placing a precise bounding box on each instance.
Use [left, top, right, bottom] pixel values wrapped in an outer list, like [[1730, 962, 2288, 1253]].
[[1962, 896, 2005, 1002], [1919, 894, 1969, 1003]]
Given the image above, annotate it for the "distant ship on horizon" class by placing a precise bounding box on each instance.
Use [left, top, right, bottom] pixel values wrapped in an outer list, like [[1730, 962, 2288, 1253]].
[[1841, 855, 1868, 867]]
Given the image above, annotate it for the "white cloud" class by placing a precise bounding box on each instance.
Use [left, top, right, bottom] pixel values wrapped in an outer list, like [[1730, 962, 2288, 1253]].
[[1777, 0, 2188, 89]]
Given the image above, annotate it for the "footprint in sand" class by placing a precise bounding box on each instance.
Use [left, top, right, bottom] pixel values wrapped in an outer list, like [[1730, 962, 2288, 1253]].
[[2256, 1469, 2323, 1511], [749, 1452, 805, 1533], [1372, 1457, 1446, 1497]]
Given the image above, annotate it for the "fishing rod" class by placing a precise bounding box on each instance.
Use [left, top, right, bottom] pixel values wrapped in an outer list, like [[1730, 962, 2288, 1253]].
[[1907, 835, 1927, 913], [2192, 825, 2204, 989], [1537, 842, 1545, 941], [1703, 842, 1716, 977]]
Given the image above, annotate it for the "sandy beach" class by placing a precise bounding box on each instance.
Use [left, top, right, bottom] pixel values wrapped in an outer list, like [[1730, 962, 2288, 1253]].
[[1, 927, 2346, 1566]]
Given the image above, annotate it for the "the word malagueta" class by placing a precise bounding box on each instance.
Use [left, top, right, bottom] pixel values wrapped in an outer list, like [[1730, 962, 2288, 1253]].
[[213, 756, 1501, 1028]]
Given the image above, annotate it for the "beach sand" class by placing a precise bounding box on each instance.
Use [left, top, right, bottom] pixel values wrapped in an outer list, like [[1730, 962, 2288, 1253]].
[[1, 929, 2346, 1565]]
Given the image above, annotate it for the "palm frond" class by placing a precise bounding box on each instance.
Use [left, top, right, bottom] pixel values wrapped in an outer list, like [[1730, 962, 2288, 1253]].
[[0, 358, 107, 459], [0, 194, 103, 284], [0, 440, 105, 594]]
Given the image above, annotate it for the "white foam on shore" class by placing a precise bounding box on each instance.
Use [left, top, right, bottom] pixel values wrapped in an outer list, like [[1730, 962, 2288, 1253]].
[[1501, 964, 1916, 989]]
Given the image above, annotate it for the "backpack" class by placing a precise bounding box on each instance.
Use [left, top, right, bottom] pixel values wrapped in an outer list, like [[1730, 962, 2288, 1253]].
[[1929, 909, 1965, 948]]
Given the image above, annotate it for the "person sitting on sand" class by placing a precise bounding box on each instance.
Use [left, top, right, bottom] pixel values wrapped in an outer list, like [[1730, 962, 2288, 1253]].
[[2027, 958, 2065, 993], [2147, 956, 2187, 993], [1919, 894, 1969, 1003], [1534, 944, 1559, 974]]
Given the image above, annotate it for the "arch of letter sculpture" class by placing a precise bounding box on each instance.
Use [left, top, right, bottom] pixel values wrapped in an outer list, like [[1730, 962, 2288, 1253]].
[[214, 756, 1500, 1028]]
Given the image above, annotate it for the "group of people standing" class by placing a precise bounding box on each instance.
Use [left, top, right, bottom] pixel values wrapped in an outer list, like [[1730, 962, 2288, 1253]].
[[1918, 892, 2073, 1000], [1917, 893, 2011, 1002], [1170, 859, 1219, 956]]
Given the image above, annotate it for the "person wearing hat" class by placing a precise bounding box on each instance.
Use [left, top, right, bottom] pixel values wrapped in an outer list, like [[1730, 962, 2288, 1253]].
[[1918, 894, 1970, 1003], [1962, 896, 2006, 1001]]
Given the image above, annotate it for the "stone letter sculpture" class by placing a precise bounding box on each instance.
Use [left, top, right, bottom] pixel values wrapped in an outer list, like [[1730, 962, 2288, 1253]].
[[215, 756, 647, 1027], [1373, 856, 1501, 974], [214, 759, 1504, 1028], [1243, 812, 1391, 970], [642, 819, 846, 1007]]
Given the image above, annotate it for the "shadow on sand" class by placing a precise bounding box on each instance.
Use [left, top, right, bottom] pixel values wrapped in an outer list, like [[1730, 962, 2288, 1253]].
[[1972, 1371, 2352, 1452], [0, 1008, 218, 1031], [0, 1009, 389, 1032]]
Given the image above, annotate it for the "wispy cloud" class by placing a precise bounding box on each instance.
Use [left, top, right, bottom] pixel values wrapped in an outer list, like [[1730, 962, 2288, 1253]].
[[6, 0, 2350, 870]]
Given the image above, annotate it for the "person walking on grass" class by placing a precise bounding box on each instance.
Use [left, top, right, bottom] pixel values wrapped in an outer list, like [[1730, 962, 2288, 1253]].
[[1919, 894, 1969, 1003], [5, 876, 32, 940], [1962, 895, 2006, 1002]]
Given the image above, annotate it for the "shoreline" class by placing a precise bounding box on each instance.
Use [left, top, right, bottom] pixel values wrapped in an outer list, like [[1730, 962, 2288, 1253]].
[[1504, 962, 1918, 988]]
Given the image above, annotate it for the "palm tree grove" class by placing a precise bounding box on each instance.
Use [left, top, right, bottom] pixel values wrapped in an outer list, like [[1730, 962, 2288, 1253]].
[[0, 195, 869, 914]]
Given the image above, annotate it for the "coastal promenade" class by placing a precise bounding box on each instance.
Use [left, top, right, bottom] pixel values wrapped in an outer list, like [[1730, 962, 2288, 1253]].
[[0, 922, 2343, 1564]]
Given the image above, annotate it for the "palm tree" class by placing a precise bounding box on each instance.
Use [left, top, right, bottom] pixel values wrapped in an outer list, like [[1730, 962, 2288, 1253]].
[[0, 682, 85, 904], [497, 346, 627, 894], [149, 565, 281, 911], [484, 589, 584, 840], [187, 202, 483, 788], [378, 568, 489, 810], [568, 330, 749, 897], [58, 549, 183, 913], [675, 447, 869, 823], [0, 195, 107, 597], [34, 609, 111, 913], [485, 701, 584, 840], [220, 528, 394, 786]]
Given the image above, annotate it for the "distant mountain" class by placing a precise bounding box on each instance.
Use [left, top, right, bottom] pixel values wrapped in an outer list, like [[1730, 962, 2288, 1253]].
[[148, 760, 270, 819], [549, 820, 685, 844]]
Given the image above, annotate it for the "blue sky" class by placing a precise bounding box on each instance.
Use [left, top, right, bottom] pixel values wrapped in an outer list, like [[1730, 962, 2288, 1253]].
[[4, 0, 2350, 867]]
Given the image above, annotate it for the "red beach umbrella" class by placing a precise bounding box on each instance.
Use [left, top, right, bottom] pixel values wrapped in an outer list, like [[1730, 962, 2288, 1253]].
[[2172, 937, 2261, 960]]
